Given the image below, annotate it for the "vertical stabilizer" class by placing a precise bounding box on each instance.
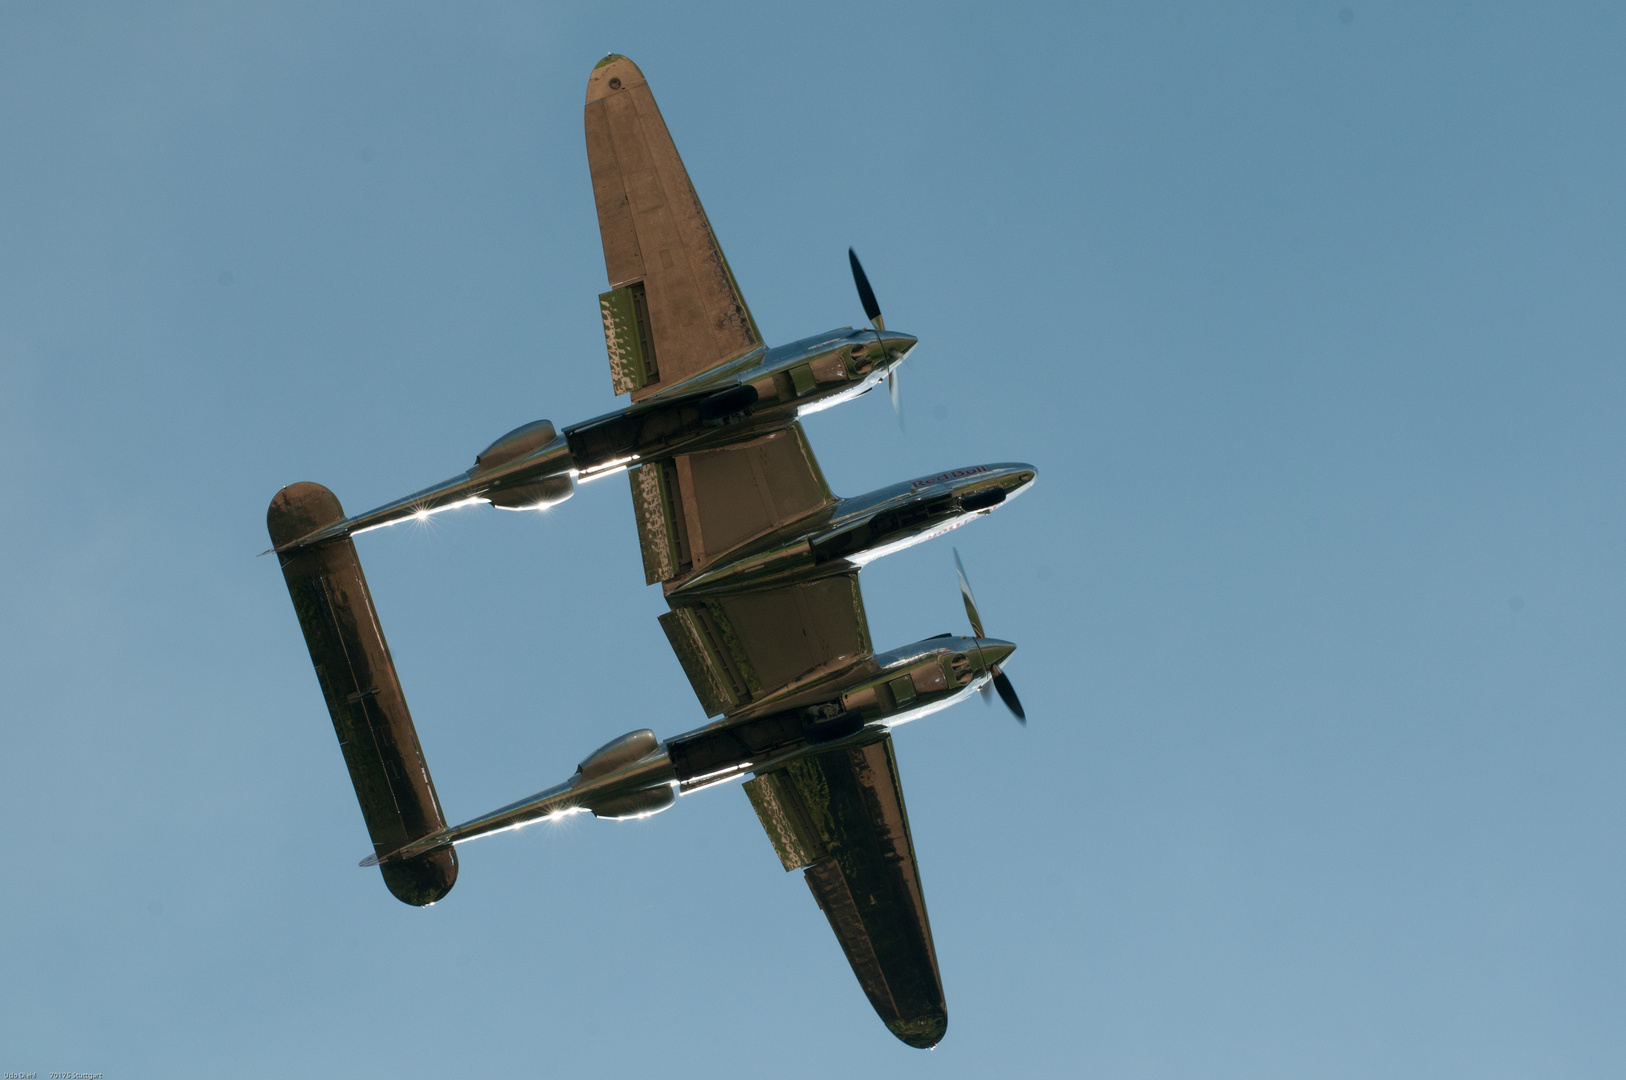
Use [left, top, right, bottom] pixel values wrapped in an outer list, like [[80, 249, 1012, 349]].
[[268, 483, 458, 906]]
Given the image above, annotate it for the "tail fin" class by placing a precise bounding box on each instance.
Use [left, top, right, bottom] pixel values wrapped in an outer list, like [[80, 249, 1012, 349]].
[[268, 482, 458, 906]]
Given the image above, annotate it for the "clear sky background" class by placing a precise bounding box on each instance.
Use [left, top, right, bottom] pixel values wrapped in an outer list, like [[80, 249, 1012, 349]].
[[3, 3, 1623, 1077]]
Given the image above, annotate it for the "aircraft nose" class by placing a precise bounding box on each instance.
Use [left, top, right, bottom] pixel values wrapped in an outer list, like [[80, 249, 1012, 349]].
[[886, 331, 918, 358], [1002, 464, 1038, 495], [976, 638, 1016, 669]]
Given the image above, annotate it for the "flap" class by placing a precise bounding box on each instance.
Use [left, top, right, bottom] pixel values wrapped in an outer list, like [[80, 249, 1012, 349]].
[[659, 572, 871, 717], [629, 423, 834, 585]]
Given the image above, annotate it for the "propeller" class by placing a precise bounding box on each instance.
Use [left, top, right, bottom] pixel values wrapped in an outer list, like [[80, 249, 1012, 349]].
[[848, 247, 884, 332], [848, 248, 903, 428], [953, 548, 1026, 724]]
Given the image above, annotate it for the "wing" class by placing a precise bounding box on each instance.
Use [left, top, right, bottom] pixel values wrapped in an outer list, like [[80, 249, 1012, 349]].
[[659, 570, 870, 718], [742, 734, 947, 1048], [586, 55, 762, 401], [627, 422, 835, 586], [643, 423, 856, 716]]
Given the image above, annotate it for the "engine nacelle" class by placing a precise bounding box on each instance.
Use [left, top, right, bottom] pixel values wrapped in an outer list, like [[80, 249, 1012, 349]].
[[801, 702, 866, 744], [698, 383, 759, 422]]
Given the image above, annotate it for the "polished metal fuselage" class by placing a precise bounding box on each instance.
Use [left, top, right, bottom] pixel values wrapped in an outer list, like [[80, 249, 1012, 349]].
[[670, 462, 1037, 598]]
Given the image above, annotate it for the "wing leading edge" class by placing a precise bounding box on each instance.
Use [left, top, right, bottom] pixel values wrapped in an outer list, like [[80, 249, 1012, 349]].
[[744, 733, 947, 1048]]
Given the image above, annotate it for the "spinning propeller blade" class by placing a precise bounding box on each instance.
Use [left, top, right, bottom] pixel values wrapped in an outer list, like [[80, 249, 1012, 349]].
[[952, 548, 1025, 723], [848, 247, 884, 332], [993, 670, 1026, 724], [953, 548, 985, 639], [850, 247, 904, 427]]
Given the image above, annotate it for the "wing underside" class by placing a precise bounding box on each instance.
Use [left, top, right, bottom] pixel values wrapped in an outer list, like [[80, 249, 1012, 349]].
[[628, 423, 835, 585], [659, 571, 870, 717], [640, 422, 856, 717], [585, 55, 760, 400], [743, 734, 947, 1048]]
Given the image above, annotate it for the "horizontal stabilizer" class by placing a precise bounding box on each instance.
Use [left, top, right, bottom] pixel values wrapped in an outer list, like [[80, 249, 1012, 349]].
[[268, 482, 458, 906]]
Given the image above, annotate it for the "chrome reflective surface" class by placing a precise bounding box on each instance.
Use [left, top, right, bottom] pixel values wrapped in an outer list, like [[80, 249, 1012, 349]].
[[669, 462, 1036, 597], [365, 632, 1016, 868], [271, 327, 918, 553]]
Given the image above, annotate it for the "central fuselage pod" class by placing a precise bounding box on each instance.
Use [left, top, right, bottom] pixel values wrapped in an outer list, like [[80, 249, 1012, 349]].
[[668, 463, 1037, 598]]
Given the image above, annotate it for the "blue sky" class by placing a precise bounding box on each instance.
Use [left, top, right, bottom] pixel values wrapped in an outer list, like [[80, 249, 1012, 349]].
[[2, 3, 1623, 1076]]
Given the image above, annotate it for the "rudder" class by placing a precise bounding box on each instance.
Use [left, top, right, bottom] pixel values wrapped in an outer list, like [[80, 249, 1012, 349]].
[[268, 482, 458, 906]]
